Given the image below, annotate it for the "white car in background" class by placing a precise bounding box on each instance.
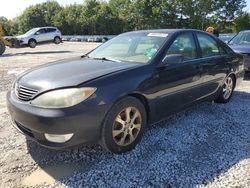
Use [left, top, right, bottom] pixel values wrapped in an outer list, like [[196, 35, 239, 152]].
[[16, 27, 62, 48]]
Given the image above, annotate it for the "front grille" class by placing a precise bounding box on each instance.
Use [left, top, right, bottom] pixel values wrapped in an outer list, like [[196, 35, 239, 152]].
[[15, 85, 38, 101]]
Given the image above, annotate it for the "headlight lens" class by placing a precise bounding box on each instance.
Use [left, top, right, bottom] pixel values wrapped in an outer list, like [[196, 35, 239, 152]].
[[31, 87, 96, 108]]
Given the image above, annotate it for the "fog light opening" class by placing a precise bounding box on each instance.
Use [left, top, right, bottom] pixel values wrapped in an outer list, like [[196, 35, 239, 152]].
[[44, 133, 74, 143]]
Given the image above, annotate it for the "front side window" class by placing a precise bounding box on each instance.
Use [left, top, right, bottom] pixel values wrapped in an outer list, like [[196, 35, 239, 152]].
[[197, 33, 220, 57], [88, 32, 167, 64], [36, 29, 46, 35], [166, 33, 197, 61]]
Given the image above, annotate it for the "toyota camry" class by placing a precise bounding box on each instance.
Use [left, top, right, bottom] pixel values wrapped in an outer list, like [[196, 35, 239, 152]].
[[7, 29, 244, 153]]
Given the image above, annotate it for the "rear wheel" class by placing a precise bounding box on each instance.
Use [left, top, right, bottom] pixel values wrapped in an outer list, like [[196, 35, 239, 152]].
[[28, 39, 37, 48], [0, 40, 6, 55], [215, 75, 235, 103], [54, 36, 61, 44], [101, 97, 147, 154]]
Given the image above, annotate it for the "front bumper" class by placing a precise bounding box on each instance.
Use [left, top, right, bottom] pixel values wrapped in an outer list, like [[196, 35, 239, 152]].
[[6, 91, 110, 149], [16, 38, 28, 46]]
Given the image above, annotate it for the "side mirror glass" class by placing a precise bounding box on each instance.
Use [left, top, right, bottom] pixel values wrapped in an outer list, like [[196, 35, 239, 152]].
[[161, 54, 184, 66]]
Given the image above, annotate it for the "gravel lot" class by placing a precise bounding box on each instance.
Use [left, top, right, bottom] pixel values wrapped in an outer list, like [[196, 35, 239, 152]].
[[0, 42, 250, 187]]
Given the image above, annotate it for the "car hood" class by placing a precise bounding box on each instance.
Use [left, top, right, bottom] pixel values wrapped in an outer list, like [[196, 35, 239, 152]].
[[16, 35, 27, 39], [229, 44, 250, 54], [16, 33, 32, 38], [17, 57, 139, 92]]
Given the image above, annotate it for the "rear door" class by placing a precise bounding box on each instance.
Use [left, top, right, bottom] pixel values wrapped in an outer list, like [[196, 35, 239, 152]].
[[45, 28, 57, 41], [194, 32, 227, 98], [153, 32, 203, 120]]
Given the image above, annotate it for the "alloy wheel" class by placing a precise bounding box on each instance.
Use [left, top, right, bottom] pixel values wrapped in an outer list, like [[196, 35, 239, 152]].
[[223, 76, 233, 100], [112, 107, 142, 146], [29, 41, 36, 48], [55, 37, 61, 44]]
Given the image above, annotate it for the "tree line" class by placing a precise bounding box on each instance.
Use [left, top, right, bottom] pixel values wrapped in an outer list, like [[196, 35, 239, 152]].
[[0, 0, 248, 36]]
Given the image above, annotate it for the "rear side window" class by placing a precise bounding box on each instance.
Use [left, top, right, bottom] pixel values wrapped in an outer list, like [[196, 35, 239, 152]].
[[167, 33, 197, 61], [197, 33, 220, 57], [46, 28, 56, 32]]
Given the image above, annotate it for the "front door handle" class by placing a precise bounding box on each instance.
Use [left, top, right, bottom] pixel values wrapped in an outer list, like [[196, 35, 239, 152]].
[[195, 65, 203, 71]]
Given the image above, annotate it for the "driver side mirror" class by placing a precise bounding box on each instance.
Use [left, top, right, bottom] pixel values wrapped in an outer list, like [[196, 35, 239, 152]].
[[160, 54, 184, 67]]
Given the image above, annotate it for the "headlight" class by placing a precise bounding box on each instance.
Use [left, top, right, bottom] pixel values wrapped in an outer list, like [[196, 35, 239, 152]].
[[31, 87, 96, 108]]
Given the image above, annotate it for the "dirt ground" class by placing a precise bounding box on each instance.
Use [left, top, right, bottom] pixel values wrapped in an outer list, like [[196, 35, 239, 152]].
[[0, 42, 249, 187], [0, 42, 100, 187]]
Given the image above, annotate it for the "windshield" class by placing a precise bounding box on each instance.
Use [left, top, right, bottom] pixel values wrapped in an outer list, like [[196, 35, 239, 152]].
[[229, 32, 250, 45], [88, 32, 168, 64], [219, 34, 236, 43], [24, 28, 39, 36]]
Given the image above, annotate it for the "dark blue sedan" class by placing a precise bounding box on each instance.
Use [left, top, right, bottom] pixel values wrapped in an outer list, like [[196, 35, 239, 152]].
[[7, 29, 244, 153]]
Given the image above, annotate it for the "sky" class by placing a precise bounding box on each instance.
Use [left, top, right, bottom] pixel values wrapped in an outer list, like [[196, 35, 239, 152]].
[[1, 0, 250, 20], [0, 0, 84, 19]]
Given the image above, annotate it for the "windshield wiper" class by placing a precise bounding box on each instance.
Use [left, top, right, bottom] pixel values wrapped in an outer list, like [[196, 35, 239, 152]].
[[92, 57, 121, 63], [81, 54, 90, 58]]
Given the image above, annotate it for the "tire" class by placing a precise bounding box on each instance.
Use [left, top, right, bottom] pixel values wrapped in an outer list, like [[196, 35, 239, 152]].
[[215, 75, 235, 103], [54, 36, 61, 44], [101, 96, 147, 154], [0, 40, 6, 55], [28, 39, 37, 48]]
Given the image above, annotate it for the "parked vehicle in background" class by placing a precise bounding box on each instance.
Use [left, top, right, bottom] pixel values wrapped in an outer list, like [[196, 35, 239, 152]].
[[62, 35, 114, 43], [7, 29, 244, 154], [219, 33, 236, 43], [16, 27, 62, 48], [228, 30, 250, 72]]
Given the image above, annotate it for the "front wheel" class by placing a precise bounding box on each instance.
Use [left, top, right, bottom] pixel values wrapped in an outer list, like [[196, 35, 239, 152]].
[[28, 39, 37, 48], [101, 97, 147, 154], [215, 75, 235, 103]]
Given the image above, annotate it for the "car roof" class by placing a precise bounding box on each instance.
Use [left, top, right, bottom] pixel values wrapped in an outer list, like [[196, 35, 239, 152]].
[[125, 29, 205, 34], [239, 30, 250, 33], [34, 27, 58, 29]]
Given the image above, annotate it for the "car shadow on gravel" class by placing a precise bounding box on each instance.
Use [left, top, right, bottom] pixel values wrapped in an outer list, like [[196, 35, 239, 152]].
[[1, 51, 72, 57], [26, 90, 250, 187]]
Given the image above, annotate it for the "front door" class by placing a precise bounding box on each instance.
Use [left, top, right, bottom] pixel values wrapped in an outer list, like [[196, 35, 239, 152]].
[[34, 28, 48, 42], [153, 32, 203, 120]]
